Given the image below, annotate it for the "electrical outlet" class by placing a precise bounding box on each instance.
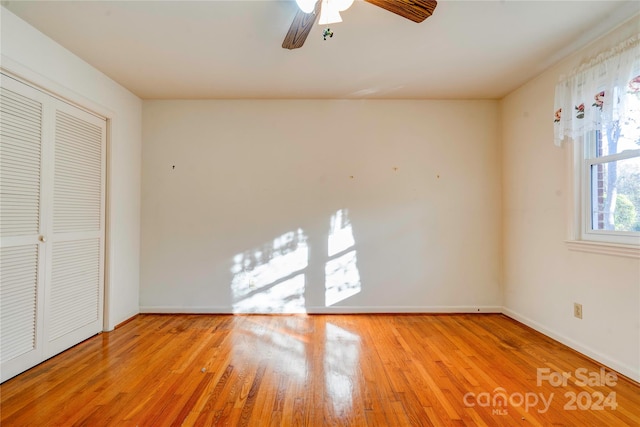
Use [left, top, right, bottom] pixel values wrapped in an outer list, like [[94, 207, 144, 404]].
[[574, 303, 583, 319]]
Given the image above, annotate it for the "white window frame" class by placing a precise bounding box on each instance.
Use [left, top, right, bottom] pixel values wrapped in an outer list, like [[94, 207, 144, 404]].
[[566, 132, 640, 258]]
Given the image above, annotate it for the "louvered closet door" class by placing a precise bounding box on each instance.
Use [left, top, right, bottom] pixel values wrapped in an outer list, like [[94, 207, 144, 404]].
[[1, 74, 106, 382], [0, 76, 50, 382], [43, 99, 106, 358]]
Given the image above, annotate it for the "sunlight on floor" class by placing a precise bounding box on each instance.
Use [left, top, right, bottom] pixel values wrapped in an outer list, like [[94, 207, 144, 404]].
[[232, 316, 310, 382], [324, 322, 361, 415]]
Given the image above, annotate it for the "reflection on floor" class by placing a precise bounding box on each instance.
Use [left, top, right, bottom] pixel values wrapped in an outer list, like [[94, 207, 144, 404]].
[[233, 315, 311, 383], [232, 316, 361, 417], [324, 322, 361, 416], [4, 314, 638, 426]]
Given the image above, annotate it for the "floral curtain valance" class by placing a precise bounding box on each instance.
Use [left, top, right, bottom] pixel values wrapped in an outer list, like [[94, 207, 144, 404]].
[[553, 34, 640, 147]]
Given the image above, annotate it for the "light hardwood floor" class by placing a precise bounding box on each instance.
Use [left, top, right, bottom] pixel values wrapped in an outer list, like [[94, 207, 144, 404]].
[[1, 314, 638, 426]]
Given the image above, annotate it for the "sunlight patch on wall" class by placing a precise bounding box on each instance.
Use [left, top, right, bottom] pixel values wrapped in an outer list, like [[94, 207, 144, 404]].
[[234, 274, 306, 314], [328, 209, 355, 256], [324, 323, 361, 415], [325, 252, 360, 306], [325, 209, 361, 306], [231, 229, 308, 313]]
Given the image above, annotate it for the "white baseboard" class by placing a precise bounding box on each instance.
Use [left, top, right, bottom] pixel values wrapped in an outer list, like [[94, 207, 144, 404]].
[[139, 306, 231, 314], [139, 305, 503, 314], [502, 307, 640, 383], [305, 306, 503, 314]]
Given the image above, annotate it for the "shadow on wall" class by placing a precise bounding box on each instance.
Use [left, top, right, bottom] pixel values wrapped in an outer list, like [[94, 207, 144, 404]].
[[230, 209, 361, 313]]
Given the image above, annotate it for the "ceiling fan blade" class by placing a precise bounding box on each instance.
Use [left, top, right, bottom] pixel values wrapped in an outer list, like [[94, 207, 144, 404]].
[[364, 0, 437, 23], [282, 2, 321, 50]]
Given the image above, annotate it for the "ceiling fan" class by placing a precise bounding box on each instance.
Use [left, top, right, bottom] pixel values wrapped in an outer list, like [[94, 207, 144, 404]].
[[282, 0, 438, 50]]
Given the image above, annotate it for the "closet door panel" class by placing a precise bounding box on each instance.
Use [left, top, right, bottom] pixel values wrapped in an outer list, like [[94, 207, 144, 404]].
[[0, 78, 49, 382], [45, 100, 105, 357], [52, 110, 102, 233]]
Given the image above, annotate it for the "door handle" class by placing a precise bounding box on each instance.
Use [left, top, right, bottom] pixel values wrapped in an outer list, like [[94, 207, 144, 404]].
[[38, 235, 47, 243]]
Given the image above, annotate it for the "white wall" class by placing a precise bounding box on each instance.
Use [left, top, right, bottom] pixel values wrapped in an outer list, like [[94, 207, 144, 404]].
[[501, 18, 640, 382], [1, 7, 142, 329], [141, 100, 502, 313], [3, 0, 635, 385]]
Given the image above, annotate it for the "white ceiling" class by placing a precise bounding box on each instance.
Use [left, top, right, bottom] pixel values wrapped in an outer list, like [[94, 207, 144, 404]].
[[2, 0, 639, 99]]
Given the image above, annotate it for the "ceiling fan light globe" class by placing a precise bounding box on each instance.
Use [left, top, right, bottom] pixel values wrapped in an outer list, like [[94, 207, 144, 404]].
[[335, 0, 354, 12], [319, 0, 343, 24], [318, 9, 342, 25], [295, 0, 317, 14]]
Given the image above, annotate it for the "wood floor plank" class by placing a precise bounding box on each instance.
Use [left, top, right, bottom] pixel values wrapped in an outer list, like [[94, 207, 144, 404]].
[[1, 313, 639, 426]]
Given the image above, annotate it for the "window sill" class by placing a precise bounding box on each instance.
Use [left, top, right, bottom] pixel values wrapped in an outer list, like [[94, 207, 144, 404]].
[[565, 240, 640, 258]]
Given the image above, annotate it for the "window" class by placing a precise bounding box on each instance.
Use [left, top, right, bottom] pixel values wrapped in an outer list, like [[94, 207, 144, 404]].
[[580, 125, 640, 245], [555, 35, 640, 252]]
